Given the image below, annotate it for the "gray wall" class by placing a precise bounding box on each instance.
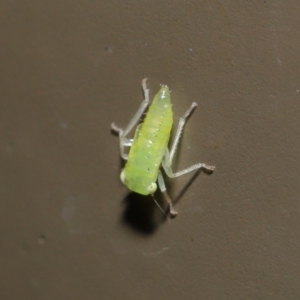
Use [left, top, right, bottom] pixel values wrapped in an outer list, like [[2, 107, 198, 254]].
[[1, 1, 300, 299]]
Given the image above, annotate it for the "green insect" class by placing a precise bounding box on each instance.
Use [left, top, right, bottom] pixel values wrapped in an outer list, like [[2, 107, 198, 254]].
[[111, 78, 215, 217]]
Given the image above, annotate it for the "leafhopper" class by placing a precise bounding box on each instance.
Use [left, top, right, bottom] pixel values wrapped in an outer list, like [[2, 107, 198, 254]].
[[112, 79, 215, 217]]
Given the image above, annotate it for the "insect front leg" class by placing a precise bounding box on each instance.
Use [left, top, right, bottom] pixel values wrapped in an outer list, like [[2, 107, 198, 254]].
[[162, 102, 215, 177], [157, 170, 178, 218], [111, 78, 150, 160]]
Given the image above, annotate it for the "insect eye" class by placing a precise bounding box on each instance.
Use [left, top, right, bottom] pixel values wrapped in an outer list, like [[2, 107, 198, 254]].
[[120, 170, 126, 184], [147, 182, 157, 194]]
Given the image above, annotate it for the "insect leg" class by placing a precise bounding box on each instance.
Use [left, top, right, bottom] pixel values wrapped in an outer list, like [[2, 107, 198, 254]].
[[163, 150, 215, 177], [111, 78, 150, 160], [169, 102, 197, 163], [162, 102, 215, 177], [157, 170, 178, 217]]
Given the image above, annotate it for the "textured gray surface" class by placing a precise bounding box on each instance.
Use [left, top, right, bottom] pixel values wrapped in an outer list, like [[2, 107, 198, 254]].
[[1, 1, 300, 299]]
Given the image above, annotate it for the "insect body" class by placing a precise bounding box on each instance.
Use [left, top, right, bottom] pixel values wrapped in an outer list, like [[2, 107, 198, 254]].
[[111, 79, 215, 217], [122, 85, 172, 196]]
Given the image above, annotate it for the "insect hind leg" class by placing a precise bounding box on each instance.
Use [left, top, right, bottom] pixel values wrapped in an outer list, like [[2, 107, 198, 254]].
[[111, 78, 150, 160], [169, 102, 197, 163], [162, 102, 215, 177]]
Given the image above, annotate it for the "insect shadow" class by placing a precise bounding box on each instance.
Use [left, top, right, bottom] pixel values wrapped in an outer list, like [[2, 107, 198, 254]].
[[122, 191, 168, 235], [172, 168, 213, 205]]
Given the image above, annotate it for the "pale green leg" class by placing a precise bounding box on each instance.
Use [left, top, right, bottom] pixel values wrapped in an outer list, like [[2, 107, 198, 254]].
[[157, 171, 178, 218], [162, 103, 215, 177], [111, 78, 150, 160]]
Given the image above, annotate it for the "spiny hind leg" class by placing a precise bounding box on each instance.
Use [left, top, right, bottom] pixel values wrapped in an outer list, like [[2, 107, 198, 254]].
[[111, 78, 150, 160], [157, 170, 178, 217], [169, 102, 197, 163], [162, 101, 215, 177], [163, 152, 215, 178]]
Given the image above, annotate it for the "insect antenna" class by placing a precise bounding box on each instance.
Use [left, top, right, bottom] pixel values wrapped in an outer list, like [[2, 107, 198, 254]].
[[151, 194, 170, 222]]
